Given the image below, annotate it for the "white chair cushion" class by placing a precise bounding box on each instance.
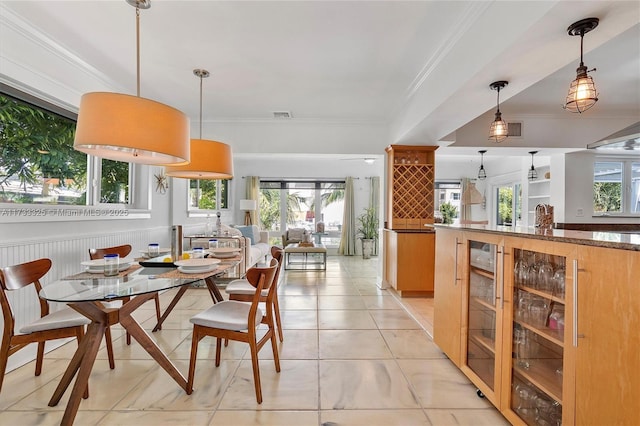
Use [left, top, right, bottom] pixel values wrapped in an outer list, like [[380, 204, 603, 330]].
[[19, 308, 91, 334], [190, 301, 263, 331], [226, 279, 268, 297]]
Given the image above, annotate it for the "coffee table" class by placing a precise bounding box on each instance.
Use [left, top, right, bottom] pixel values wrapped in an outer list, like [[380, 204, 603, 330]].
[[284, 243, 327, 270]]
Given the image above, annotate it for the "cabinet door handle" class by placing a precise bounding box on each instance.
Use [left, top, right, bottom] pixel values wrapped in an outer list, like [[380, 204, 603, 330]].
[[454, 238, 462, 286], [499, 247, 506, 310], [573, 259, 579, 347]]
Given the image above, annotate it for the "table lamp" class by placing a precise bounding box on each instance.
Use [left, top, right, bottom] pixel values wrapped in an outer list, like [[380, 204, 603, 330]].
[[239, 199, 257, 225]]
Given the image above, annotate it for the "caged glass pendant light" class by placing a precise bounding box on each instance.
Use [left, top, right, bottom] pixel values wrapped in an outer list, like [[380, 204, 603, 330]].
[[164, 69, 234, 179], [477, 150, 487, 180], [488, 81, 509, 143], [528, 151, 538, 181], [563, 17, 599, 113], [74, 0, 190, 165]]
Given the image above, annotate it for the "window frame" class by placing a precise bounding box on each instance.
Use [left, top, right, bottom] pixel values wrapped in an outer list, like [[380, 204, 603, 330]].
[[0, 86, 149, 223], [593, 156, 640, 217], [187, 179, 231, 216]]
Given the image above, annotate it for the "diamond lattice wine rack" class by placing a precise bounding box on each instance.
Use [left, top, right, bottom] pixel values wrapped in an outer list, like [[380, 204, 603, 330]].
[[385, 145, 437, 230]]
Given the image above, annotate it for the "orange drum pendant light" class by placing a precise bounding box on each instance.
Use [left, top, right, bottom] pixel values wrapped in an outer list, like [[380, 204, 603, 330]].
[[74, 0, 190, 165], [164, 69, 234, 179]]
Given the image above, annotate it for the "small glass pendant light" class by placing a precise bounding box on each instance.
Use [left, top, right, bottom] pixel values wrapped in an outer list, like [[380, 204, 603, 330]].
[[528, 151, 538, 181], [489, 81, 509, 143], [477, 150, 487, 180], [563, 18, 599, 113]]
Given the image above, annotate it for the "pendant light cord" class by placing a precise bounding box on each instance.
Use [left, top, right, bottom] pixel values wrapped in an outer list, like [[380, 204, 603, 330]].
[[199, 74, 203, 139], [495, 87, 501, 114], [135, 6, 141, 97]]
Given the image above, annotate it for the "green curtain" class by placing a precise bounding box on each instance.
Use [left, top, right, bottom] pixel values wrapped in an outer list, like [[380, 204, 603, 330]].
[[369, 176, 380, 255], [338, 177, 357, 255], [245, 176, 260, 226]]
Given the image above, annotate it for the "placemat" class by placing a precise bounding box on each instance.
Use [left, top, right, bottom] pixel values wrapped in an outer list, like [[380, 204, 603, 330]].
[[63, 264, 142, 280]]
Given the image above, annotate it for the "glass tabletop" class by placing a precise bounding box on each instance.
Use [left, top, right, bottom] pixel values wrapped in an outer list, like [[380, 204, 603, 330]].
[[39, 269, 199, 303]]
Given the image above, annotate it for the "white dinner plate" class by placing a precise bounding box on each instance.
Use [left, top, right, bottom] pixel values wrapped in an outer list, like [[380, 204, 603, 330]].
[[209, 252, 238, 259], [210, 247, 241, 254], [82, 259, 133, 268], [174, 258, 221, 269], [139, 248, 171, 258], [177, 265, 217, 274], [85, 264, 131, 273]]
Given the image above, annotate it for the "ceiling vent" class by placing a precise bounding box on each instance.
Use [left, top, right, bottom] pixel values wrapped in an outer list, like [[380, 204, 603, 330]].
[[273, 111, 292, 119], [508, 121, 522, 137]]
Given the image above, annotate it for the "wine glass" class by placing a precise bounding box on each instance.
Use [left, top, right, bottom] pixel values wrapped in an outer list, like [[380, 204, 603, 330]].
[[552, 267, 566, 299]]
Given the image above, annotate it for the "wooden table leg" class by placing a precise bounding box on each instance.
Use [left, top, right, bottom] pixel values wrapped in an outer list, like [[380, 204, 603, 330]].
[[49, 302, 108, 426], [204, 276, 224, 303], [152, 285, 189, 332], [118, 293, 188, 391]]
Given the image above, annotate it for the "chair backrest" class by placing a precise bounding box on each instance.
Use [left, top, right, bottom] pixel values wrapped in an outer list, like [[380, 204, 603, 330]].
[[245, 261, 278, 294], [270, 246, 284, 286], [0, 258, 53, 331], [89, 244, 132, 260]]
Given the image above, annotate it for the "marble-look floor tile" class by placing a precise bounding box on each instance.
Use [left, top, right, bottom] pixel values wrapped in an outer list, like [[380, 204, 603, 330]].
[[278, 294, 318, 310], [321, 409, 432, 425], [0, 409, 108, 426], [0, 359, 70, 410], [281, 310, 318, 329], [360, 294, 402, 309], [319, 330, 392, 359], [211, 410, 318, 425], [115, 359, 239, 411], [370, 309, 422, 330], [318, 310, 377, 329], [98, 410, 214, 425], [218, 360, 319, 410], [169, 333, 248, 360], [381, 330, 447, 359], [258, 329, 319, 360], [320, 359, 421, 410], [10, 359, 157, 411], [398, 359, 494, 409], [317, 285, 361, 295], [318, 295, 367, 310], [425, 408, 510, 425]]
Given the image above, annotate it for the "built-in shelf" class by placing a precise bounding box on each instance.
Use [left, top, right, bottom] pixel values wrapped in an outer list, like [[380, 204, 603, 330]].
[[529, 195, 551, 199], [529, 178, 550, 185]]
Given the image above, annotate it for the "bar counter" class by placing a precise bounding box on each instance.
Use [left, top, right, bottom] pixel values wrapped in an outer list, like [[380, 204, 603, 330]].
[[434, 224, 640, 252]]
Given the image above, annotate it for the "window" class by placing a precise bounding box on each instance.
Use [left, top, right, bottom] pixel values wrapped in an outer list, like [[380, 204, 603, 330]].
[[593, 159, 640, 215], [0, 90, 132, 208], [259, 180, 345, 247], [495, 183, 522, 226], [434, 181, 461, 224], [189, 179, 229, 210]]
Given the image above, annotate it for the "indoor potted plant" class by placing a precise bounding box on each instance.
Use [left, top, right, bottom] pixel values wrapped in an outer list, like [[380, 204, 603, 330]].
[[357, 207, 379, 259]]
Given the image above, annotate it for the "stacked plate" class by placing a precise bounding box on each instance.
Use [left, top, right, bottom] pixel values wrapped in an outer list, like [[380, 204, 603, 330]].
[[139, 247, 171, 259], [174, 258, 221, 274], [81, 258, 134, 274], [208, 247, 242, 259]]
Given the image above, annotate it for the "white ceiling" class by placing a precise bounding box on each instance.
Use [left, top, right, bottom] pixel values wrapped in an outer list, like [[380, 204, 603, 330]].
[[1, 1, 639, 159]]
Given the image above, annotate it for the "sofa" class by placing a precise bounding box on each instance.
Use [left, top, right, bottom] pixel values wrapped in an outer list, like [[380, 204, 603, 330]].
[[231, 225, 270, 275]]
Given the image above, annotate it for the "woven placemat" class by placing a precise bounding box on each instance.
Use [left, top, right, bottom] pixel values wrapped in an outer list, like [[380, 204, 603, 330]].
[[63, 264, 142, 280]]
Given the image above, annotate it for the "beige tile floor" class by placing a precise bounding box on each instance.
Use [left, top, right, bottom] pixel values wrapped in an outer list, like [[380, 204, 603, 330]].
[[0, 256, 509, 425]]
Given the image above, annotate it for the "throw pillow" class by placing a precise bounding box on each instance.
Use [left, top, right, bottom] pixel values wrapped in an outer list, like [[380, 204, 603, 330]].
[[235, 225, 256, 245], [287, 228, 305, 242]]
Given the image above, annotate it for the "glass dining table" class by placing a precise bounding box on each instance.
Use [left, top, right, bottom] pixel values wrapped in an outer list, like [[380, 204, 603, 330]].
[[38, 260, 238, 426]]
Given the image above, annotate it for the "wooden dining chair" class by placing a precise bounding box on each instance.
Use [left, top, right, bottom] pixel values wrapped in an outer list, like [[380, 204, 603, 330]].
[[88, 244, 162, 365], [225, 246, 285, 341], [187, 261, 279, 403], [0, 258, 91, 394]]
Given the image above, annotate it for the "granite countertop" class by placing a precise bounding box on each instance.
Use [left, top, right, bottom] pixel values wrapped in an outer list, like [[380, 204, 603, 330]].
[[434, 224, 640, 252]]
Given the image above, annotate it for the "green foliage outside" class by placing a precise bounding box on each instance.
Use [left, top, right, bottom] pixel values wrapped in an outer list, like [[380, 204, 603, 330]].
[[0, 94, 87, 202], [498, 187, 513, 225], [593, 182, 621, 212], [357, 207, 379, 240], [439, 201, 458, 224]]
